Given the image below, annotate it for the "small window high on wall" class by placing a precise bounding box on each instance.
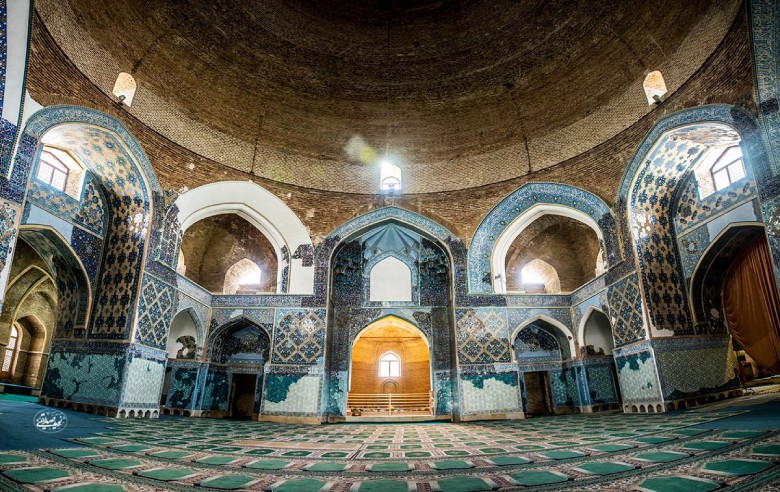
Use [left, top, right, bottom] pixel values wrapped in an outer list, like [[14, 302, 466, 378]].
[[1, 325, 19, 373], [379, 352, 401, 377], [380, 161, 402, 193], [35, 146, 84, 197], [36, 151, 68, 191], [643, 71, 667, 105], [711, 146, 746, 191], [113, 72, 137, 106]]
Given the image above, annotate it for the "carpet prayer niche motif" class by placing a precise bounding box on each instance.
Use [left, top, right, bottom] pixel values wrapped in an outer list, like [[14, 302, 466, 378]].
[[3, 406, 780, 490]]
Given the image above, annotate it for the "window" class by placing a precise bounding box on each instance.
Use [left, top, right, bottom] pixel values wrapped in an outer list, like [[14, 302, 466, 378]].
[[379, 351, 400, 377], [36, 149, 69, 191], [1, 326, 19, 373], [643, 71, 667, 105], [380, 161, 402, 193], [239, 268, 262, 285], [223, 258, 264, 294], [711, 146, 746, 191], [112, 72, 137, 106]]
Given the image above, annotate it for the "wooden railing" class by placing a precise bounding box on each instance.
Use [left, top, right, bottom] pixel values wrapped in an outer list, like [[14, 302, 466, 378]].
[[347, 392, 433, 415]]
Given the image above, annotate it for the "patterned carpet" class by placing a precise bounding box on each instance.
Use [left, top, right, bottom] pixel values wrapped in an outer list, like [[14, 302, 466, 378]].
[[3, 399, 780, 490]]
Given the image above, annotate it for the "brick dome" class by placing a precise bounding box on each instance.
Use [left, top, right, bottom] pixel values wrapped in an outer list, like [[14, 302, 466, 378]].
[[36, 0, 740, 193]]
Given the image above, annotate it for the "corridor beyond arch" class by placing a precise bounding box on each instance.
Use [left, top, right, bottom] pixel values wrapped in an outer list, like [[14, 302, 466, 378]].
[[348, 316, 432, 418]]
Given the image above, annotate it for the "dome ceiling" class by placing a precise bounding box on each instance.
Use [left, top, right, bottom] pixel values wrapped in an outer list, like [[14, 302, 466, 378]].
[[36, 0, 740, 193]]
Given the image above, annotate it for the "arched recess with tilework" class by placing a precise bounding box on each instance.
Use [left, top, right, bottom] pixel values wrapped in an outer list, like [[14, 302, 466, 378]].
[[15, 105, 163, 342], [510, 314, 576, 362], [202, 316, 271, 419], [320, 206, 463, 421], [175, 181, 314, 295], [0, 226, 90, 389], [469, 183, 618, 295], [617, 105, 775, 339]]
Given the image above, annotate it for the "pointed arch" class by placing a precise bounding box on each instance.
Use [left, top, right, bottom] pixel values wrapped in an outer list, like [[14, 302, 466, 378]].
[[17, 106, 163, 341], [616, 105, 774, 337], [577, 306, 610, 350], [643, 71, 667, 104], [175, 181, 313, 294], [205, 316, 272, 365], [469, 183, 617, 294], [511, 314, 576, 361], [321, 206, 465, 304], [369, 255, 413, 302], [352, 315, 430, 349], [167, 307, 203, 359], [112, 72, 137, 106], [16, 226, 92, 338], [578, 307, 615, 356]]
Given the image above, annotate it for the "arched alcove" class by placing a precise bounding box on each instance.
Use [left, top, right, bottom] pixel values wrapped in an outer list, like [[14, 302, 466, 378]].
[[205, 319, 271, 419], [513, 319, 573, 364], [349, 316, 431, 415], [369, 256, 412, 301], [175, 181, 314, 295], [0, 228, 90, 389], [511, 315, 576, 360], [492, 204, 605, 294], [166, 310, 200, 359], [581, 309, 615, 356], [180, 214, 278, 294], [223, 258, 265, 295], [513, 258, 561, 294], [323, 208, 460, 421], [625, 120, 745, 336], [690, 224, 780, 375]]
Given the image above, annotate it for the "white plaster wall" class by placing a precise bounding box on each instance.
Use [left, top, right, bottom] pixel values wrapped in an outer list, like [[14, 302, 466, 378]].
[[25, 205, 74, 241], [3, 1, 31, 125], [369, 257, 412, 301], [121, 357, 165, 406]]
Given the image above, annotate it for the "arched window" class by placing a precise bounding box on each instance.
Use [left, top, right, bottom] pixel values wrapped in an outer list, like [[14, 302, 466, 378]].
[[239, 268, 262, 286], [380, 161, 402, 193], [223, 258, 263, 294], [519, 259, 561, 294], [35, 146, 85, 197], [643, 71, 667, 105], [711, 146, 746, 191], [36, 148, 69, 191], [379, 351, 401, 377], [1, 325, 19, 374], [176, 250, 187, 275], [112, 72, 137, 106]]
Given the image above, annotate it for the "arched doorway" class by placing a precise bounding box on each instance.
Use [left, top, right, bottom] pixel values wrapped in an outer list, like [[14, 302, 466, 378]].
[[691, 224, 780, 379], [513, 317, 575, 416], [348, 316, 432, 417], [203, 319, 271, 419], [1, 228, 90, 396], [323, 213, 457, 422]]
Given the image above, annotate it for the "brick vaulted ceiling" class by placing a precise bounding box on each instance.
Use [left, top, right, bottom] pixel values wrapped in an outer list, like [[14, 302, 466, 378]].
[[35, 0, 740, 194]]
